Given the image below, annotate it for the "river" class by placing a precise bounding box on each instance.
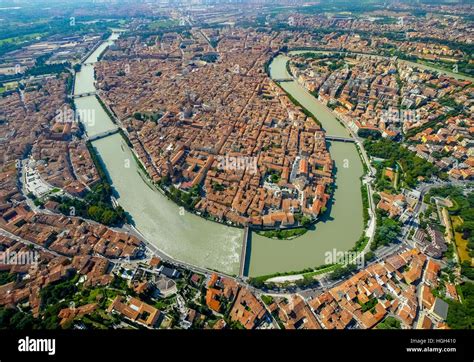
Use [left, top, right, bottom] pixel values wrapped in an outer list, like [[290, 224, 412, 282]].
[[74, 34, 243, 275], [74, 35, 366, 277], [247, 54, 364, 276], [246, 49, 474, 276], [74, 37, 457, 277]]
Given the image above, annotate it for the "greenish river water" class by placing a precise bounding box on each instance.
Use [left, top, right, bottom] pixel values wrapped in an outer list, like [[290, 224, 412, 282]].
[[74, 35, 243, 275], [74, 43, 428, 277], [247, 54, 364, 276]]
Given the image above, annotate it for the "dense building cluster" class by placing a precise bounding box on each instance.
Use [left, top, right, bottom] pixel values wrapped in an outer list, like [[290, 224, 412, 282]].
[[96, 28, 334, 227], [0, 0, 472, 332], [291, 54, 473, 179]]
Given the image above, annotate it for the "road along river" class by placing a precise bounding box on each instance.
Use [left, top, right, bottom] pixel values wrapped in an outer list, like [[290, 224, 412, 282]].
[[74, 34, 243, 275], [247, 54, 365, 276], [247, 49, 474, 276], [74, 38, 374, 278]]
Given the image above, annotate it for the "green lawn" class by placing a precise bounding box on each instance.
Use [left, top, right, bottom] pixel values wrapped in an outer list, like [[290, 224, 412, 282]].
[[302, 264, 339, 279], [0, 33, 44, 46]]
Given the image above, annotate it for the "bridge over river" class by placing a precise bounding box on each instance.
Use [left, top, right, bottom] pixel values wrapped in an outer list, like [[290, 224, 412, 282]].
[[239, 226, 250, 278], [87, 128, 119, 142], [325, 135, 355, 143], [71, 91, 97, 99]]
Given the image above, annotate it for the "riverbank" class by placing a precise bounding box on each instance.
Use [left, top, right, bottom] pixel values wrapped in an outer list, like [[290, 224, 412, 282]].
[[74, 33, 244, 275], [256, 227, 308, 240], [247, 53, 365, 276], [75, 36, 368, 278]]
